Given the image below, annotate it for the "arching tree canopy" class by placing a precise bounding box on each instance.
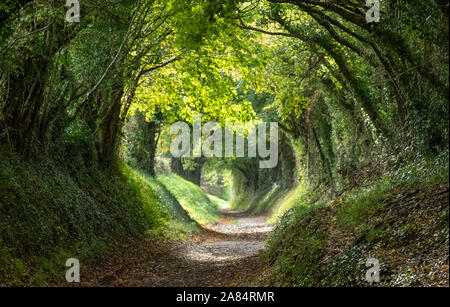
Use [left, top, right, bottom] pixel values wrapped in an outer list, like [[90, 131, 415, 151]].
[[0, 0, 448, 288]]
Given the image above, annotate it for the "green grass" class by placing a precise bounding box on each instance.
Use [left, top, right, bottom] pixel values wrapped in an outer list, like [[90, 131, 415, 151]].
[[120, 166, 201, 237], [158, 174, 221, 225], [268, 183, 308, 223], [336, 181, 391, 230], [207, 194, 228, 209], [262, 203, 327, 286]]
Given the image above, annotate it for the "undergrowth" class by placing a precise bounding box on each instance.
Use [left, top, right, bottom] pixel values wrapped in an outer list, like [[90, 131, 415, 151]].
[[261, 152, 449, 286], [0, 150, 198, 286]]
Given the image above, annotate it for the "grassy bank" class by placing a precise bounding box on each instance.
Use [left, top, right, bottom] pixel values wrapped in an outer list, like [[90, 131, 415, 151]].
[[0, 151, 198, 286], [259, 154, 449, 286], [158, 174, 221, 225]]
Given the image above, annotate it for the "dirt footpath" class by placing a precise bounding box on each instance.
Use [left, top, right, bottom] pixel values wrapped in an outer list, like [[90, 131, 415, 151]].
[[80, 210, 273, 287]]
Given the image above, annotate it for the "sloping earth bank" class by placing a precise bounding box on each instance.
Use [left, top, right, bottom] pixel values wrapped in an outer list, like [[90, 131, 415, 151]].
[[258, 182, 449, 287]]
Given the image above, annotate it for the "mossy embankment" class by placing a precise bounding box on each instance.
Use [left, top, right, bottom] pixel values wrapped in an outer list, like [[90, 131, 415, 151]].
[[0, 151, 199, 286], [258, 157, 449, 287], [158, 174, 221, 225]]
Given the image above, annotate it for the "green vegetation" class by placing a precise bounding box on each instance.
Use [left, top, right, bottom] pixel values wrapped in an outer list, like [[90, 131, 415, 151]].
[[263, 204, 327, 286], [120, 167, 201, 237], [207, 194, 228, 209], [0, 152, 198, 286], [337, 151, 449, 230], [0, 0, 448, 287], [261, 152, 449, 286], [267, 184, 309, 223], [158, 174, 220, 225]]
